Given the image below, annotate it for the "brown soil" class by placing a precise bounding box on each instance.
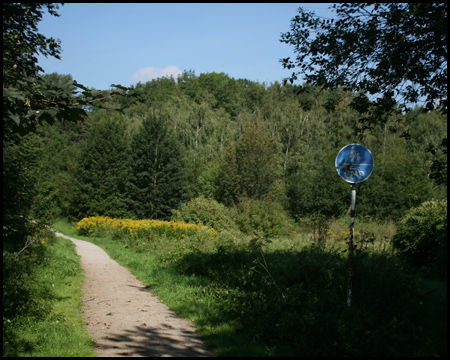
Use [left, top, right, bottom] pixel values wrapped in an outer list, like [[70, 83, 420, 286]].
[[55, 232, 214, 357]]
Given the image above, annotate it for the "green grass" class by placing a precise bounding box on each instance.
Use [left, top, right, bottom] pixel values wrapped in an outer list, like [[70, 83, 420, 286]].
[[52, 220, 447, 357], [3, 232, 95, 357], [51, 221, 267, 356]]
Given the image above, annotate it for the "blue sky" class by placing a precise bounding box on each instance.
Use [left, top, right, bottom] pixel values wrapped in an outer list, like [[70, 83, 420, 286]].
[[36, 3, 335, 90]]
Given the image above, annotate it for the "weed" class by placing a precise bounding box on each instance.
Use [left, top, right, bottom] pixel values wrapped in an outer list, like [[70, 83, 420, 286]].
[[52, 219, 446, 357], [3, 232, 95, 357]]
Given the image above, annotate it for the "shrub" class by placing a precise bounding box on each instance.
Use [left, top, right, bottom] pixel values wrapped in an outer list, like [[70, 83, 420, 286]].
[[392, 200, 447, 279], [234, 198, 295, 237], [3, 227, 56, 356], [171, 196, 239, 233]]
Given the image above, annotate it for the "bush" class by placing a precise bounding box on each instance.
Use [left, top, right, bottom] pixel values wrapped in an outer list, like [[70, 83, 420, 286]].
[[170, 242, 441, 356], [234, 198, 295, 237], [171, 196, 239, 233], [3, 227, 56, 356], [392, 200, 447, 279]]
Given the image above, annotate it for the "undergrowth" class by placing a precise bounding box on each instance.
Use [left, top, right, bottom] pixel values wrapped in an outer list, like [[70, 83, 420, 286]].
[[52, 217, 446, 357], [3, 230, 95, 357]]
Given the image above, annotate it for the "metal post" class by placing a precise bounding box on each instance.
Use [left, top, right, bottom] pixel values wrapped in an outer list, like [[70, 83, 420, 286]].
[[347, 183, 356, 308]]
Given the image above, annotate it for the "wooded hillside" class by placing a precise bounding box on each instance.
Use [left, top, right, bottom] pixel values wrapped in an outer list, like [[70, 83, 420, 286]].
[[28, 71, 446, 223]]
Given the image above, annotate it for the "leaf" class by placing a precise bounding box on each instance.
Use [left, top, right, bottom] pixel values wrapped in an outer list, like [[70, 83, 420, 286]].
[[8, 111, 21, 126], [59, 107, 87, 122]]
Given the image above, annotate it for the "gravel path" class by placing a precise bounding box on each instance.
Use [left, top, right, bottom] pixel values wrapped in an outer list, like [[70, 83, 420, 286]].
[[55, 232, 214, 357]]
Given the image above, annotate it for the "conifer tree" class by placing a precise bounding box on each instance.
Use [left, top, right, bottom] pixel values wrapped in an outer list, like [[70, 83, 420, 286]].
[[75, 116, 132, 218], [130, 111, 190, 220]]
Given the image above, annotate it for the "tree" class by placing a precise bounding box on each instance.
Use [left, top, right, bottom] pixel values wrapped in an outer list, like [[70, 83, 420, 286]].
[[217, 126, 280, 205], [29, 111, 84, 221], [280, 3, 447, 115], [280, 3, 447, 185], [3, 3, 133, 140], [130, 111, 191, 220], [3, 134, 40, 252], [286, 149, 348, 220], [3, 4, 62, 257], [392, 199, 447, 279], [3, 3, 62, 84], [3, 5, 134, 350], [75, 115, 133, 218]]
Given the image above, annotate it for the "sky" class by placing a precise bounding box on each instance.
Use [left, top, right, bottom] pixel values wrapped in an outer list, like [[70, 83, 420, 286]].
[[36, 3, 336, 90]]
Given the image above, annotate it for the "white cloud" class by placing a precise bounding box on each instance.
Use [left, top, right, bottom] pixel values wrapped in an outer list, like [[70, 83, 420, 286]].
[[129, 66, 182, 84]]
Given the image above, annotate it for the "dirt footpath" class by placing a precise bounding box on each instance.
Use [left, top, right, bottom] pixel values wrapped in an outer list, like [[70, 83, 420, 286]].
[[55, 232, 214, 357]]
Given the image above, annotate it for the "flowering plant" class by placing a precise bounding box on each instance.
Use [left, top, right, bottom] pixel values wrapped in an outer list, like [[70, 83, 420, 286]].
[[75, 216, 217, 241]]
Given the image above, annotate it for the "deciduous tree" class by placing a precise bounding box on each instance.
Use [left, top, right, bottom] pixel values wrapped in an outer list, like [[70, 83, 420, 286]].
[[217, 126, 280, 205], [280, 3, 447, 114], [3, 3, 133, 139], [280, 3, 447, 184]]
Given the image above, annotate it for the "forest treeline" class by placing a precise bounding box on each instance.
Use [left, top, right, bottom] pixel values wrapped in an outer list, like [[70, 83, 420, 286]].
[[4, 4, 446, 356], [24, 71, 446, 224]]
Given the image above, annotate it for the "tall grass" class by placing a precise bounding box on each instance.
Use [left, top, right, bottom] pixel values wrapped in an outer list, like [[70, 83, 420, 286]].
[[3, 231, 95, 357], [54, 218, 446, 357]]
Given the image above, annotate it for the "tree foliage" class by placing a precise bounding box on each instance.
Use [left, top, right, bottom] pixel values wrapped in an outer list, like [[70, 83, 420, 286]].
[[3, 3, 134, 139], [3, 4, 444, 227], [130, 110, 190, 220], [393, 200, 447, 279], [3, 136, 40, 252], [3, 4, 447, 355], [280, 3, 447, 186], [217, 126, 280, 205], [280, 3, 447, 115], [3, 3, 62, 84], [171, 196, 239, 233], [75, 115, 133, 218], [25, 71, 446, 223], [287, 149, 349, 220], [5, 3, 446, 229]]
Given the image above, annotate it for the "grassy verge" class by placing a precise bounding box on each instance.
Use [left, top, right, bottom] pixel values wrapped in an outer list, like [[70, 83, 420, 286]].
[[52, 220, 447, 357], [52, 221, 271, 356], [3, 231, 95, 357]]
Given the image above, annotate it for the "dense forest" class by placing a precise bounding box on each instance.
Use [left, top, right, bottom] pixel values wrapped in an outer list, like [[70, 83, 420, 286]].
[[26, 71, 446, 224]]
